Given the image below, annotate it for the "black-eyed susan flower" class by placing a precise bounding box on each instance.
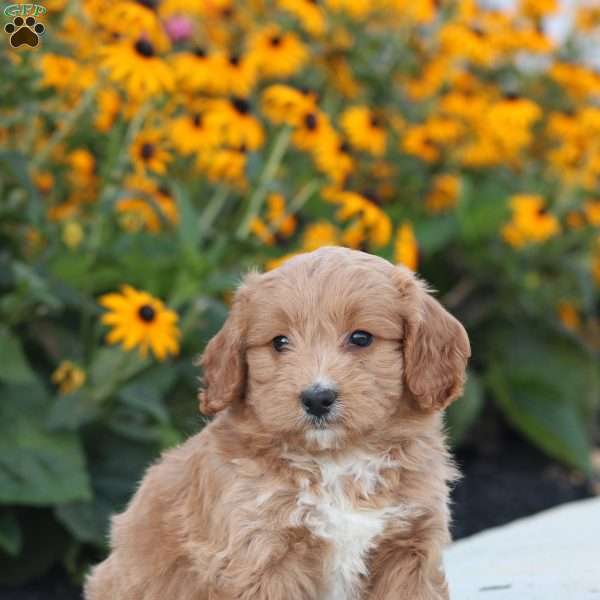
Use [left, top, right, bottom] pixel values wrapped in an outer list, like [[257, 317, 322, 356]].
[[556, 301, 581, 332], [326, 0, 373, 19], [51, 360, 86, 394], [324, 187, 391, 248], [206, 98, 264, 151], [301, 221, 340, 251], [314, 137, 354, 184], [100, 37, 174, 100], [261, 84, 317, 126], [171, 48, 219, 94], [394, 222, 418, 271], [292, 110, 336, 152], [501, 194, 560, 247], [116, 175, 179, 233], [170, 112, 219, 156], [130, 129, 171, 175], [212, 52, 257, 97], [99, 286, 180, 361], [425, 174, 461, 214], [249, 26, 308, 79], [95, 88, 121, 133], [340, 106, 387, 156], [277, 0, 327, 36], [198, 146, 248, 186]]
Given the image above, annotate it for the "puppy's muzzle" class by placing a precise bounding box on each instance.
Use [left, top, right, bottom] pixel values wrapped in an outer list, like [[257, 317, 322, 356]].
[[300, 385, 338, 418]]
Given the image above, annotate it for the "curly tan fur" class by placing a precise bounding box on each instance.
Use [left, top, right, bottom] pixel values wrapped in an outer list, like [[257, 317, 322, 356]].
[[85, 247, 470, 600]]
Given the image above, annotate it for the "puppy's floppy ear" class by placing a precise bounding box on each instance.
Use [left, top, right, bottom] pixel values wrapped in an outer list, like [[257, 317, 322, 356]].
[[198, 274, 257, 416], [394, 268, 470, 411]]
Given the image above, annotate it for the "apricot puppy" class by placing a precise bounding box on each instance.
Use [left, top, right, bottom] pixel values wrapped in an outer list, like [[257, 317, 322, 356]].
[[85, 246, 470, 600]]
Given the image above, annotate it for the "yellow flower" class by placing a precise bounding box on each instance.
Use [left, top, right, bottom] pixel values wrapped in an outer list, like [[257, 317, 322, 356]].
[[261, 84, 317, 126], [277, 0, 327, 36], [100, 38, 175, 101], [557, 301, 580, 332], [324, 188, 391, 248], [292, 110, 336, 152], [99, 286, 180, 361], [394, 222, 419, 271], [34, 171, 54, 194], [426, 174, 461, 214], [250, 193, 297, 245], [198, 147, 248, 186], [301, 221, 340, 251], [170, 112, 219, 156], [502, 194, 560, 247], [116, 176, 178, 233], [52, 361, 86, 395], [326, 0, 373, 19], [314, 138, 354, 184], [95, 88, 121, 133], [340, 106, 387, 156], [249, 26, 308, 79], [519, 0, 558, 18], [206, 98, 264, 151], [130, 129, 171, 175], [171, 49, 219, 94], [583, 200, 600, 227], [62, 222, 84, 249]]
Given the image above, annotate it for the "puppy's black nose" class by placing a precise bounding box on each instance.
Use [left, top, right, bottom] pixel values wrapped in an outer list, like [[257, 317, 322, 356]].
[[300, 386, 337, 418]]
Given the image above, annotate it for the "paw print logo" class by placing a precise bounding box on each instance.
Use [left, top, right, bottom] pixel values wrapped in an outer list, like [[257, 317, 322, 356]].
[[4, 16, 45, 48]]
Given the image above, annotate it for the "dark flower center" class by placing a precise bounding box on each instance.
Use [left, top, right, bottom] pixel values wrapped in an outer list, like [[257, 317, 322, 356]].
[[192, 113, 203, 127], [193, 47, 207, 58], [363, 190, 380, 205], [339, 141, 350, 153], [134, 39, 155, 58], [370, 115, 381, 128], [229, 54, 241, 67], [304, 112, 318, 130], [158, 184, 170, 196], [138, 305, 156, 322], [503, 92, 520, 102], [140, 143, 155, 160], [269, 35, 282, 47], [221, 6, 234, 18], [231, 97, 250, 114], [137, 0, 159, 9]]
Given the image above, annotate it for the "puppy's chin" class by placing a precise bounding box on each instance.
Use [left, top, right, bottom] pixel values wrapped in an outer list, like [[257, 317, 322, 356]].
[[303, 427, 346, 451]]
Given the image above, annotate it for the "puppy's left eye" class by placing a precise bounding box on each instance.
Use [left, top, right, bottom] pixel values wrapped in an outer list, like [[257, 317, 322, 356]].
[[349, 330, 373, 347]]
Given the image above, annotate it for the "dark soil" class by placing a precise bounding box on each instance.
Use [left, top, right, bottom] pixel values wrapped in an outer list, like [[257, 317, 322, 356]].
[[0, 422, 593, 600]]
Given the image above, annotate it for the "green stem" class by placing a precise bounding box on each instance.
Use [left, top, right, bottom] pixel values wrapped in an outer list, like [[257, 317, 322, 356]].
[[236, 126, 292, 239], [31, 85, 97, 171], [198, 184, 229, 243]]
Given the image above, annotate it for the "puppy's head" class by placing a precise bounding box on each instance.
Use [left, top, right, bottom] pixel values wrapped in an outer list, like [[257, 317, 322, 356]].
[[199, 247, 470, 448]]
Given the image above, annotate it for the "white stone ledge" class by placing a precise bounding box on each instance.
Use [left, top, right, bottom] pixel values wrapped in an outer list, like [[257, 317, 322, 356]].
[[444, 497, 600, 599]]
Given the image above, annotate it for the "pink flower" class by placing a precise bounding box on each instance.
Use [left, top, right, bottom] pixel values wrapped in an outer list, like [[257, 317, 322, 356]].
[[164, 15, 194, 42]]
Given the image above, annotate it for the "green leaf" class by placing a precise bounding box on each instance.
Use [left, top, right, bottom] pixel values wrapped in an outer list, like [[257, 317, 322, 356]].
[[457, 178, 508, 245], [487, 329, 599, 473], [56, 431, 160, 547], [0, 511, 22, 556], [0, 382, 92, 505], [0, 327, 35, 384], [445, 371, 484, 446], [174, 183, 199, 249], [47, 391, 102, 431]]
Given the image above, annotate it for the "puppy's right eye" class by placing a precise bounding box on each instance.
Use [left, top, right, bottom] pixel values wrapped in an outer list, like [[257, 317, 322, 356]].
[[272, 335, 289, 352]]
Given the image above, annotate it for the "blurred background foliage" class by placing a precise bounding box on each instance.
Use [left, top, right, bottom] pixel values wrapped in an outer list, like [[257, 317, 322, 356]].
[[1, 0, 600, 585]]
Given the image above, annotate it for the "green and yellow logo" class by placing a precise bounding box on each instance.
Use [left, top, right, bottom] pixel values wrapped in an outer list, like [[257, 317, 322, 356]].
[[4, 4, 46, 47]]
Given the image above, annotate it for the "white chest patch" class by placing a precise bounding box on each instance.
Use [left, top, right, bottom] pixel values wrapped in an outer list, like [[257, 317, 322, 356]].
[[288, 452, 409, 600]]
